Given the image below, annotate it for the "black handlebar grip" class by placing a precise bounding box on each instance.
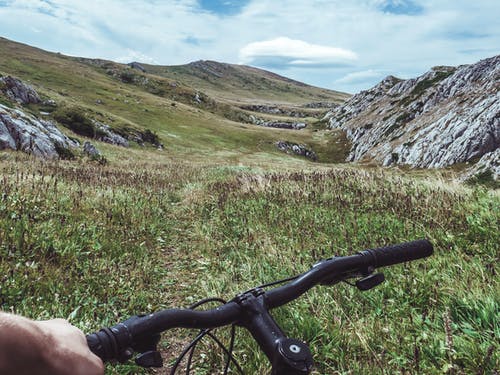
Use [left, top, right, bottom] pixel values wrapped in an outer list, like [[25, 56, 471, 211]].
[[86, 331, 109, 361], [361, 239, 433, 268], [86, 323, 133, 362]]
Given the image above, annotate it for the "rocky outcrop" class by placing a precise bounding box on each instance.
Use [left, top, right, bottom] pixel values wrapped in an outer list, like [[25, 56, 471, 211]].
[[303, 102, 339, 109], [128, 62, 146, 72], [0, 104, 78, 158], [249, 115, 307, 130], [0, 75, 41, 105], [275, 141, 317, 161], [326, 56, 500, 170], [241, 105, 308, 118], [92, 120, 129, 147], [83, 141, 101, 157]]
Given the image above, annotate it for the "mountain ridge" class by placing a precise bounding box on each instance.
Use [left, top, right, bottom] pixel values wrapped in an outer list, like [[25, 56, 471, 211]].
[[139, 59, 349, 104]]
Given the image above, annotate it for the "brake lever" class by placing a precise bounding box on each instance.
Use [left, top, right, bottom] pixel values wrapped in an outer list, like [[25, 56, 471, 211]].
[[355, 272, 385, 290], [314, 257, 379, 286], [132, 333, 163, 368]]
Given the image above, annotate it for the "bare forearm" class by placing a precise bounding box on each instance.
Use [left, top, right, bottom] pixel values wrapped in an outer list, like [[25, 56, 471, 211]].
[[0, 312, 104, 375], [0, 312, 49, 375]]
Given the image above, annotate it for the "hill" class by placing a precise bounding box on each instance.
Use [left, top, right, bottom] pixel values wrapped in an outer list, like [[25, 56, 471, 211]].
[[142, 59, 349, 104], [0, 37, 498, 375], [0, 36, 350, 164]]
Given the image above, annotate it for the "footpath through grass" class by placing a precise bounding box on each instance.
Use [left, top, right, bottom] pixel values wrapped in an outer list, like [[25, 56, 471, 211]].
[[0, 156, 498, 374]]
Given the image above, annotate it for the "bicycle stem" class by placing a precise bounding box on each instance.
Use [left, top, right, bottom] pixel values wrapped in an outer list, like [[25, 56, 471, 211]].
[[233, 288, 313, 375]]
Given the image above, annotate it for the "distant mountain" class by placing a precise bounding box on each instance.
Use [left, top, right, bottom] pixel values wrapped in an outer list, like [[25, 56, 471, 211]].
[[140, 59, 349, 104], [325, 55, 500, 180]]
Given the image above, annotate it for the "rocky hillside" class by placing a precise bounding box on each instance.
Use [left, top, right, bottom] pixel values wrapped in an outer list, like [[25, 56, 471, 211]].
[[0, 103, 78, 159], [326, 55, 499, 179], [0, 76, 77, 158]]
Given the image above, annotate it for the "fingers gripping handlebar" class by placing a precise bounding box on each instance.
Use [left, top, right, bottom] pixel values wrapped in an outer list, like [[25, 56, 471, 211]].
[[87, 304, 243, 364], [87, 239, 433, 371]]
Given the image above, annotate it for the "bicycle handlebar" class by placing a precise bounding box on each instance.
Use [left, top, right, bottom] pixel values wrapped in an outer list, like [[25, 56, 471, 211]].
[[266, 239, 432, 308], [87, 239, 433, 367], [362, 239, 434, 267]]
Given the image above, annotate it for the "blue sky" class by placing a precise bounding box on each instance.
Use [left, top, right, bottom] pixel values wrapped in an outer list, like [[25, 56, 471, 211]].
[[0, 0, 499, 93]]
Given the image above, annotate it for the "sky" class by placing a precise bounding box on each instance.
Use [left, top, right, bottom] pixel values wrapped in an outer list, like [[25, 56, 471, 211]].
[[0, 0, 499, 93]]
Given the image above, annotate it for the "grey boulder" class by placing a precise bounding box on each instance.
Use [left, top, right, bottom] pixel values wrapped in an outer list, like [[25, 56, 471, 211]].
[[0, 104, 77, 158], [0, 75, 41, 105]]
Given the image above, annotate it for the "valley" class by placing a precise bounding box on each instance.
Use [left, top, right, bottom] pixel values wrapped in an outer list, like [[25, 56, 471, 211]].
[[0, 36, 498, 374]]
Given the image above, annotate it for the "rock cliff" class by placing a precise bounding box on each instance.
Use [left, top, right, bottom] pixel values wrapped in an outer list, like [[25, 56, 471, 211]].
[[326, 55, 499, 179]]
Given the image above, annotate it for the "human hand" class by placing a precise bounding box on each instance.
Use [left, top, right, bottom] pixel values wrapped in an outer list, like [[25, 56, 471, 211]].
[[36, 318, 105, 375], [0, 312, 104, 375]]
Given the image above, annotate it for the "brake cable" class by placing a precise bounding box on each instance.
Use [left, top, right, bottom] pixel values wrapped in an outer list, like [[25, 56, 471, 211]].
[[171, 275, 302, 374]]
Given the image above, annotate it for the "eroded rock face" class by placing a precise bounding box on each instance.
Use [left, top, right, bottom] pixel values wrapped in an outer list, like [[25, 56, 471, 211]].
[[0, 75, 41, 105], [326, 56, 500, 170], [0, 104, 77, 158]]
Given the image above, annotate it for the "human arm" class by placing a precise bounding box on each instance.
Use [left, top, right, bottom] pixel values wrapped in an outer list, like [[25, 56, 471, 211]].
[[0, 312, 104, 375]]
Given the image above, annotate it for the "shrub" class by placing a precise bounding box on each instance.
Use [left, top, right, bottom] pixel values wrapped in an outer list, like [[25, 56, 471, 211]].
[[54, 142, 75, 160], [53, 107, 94, 137], [140, 129, 160, 146], [465, 169, 498, 189], [53, 107, 105, 139], [119, 70, 136, 84]]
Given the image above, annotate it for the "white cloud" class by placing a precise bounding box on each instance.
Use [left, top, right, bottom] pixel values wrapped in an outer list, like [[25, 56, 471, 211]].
[[335, 69, 385, 84], [239, 37, 357, 68], [115, 49, 158, 65]]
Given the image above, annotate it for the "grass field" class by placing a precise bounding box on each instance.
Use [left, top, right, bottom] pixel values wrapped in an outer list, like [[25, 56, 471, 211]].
[[0, 152, 497, 374]]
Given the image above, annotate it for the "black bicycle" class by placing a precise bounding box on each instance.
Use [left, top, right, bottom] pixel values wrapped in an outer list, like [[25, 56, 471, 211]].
[[87, 239, 433, 374]]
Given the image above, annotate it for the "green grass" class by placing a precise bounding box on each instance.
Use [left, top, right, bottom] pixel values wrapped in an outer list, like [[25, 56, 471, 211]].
[[142, 60, 349, 105], [466, 169, 500, 190], [191, 170, 498, 374], [0, 156, 497, 374]]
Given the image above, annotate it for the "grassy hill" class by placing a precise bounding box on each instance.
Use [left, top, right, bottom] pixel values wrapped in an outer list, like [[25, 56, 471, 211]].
[[142, 59, 349, 104], [0, 37, 350, 164]]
